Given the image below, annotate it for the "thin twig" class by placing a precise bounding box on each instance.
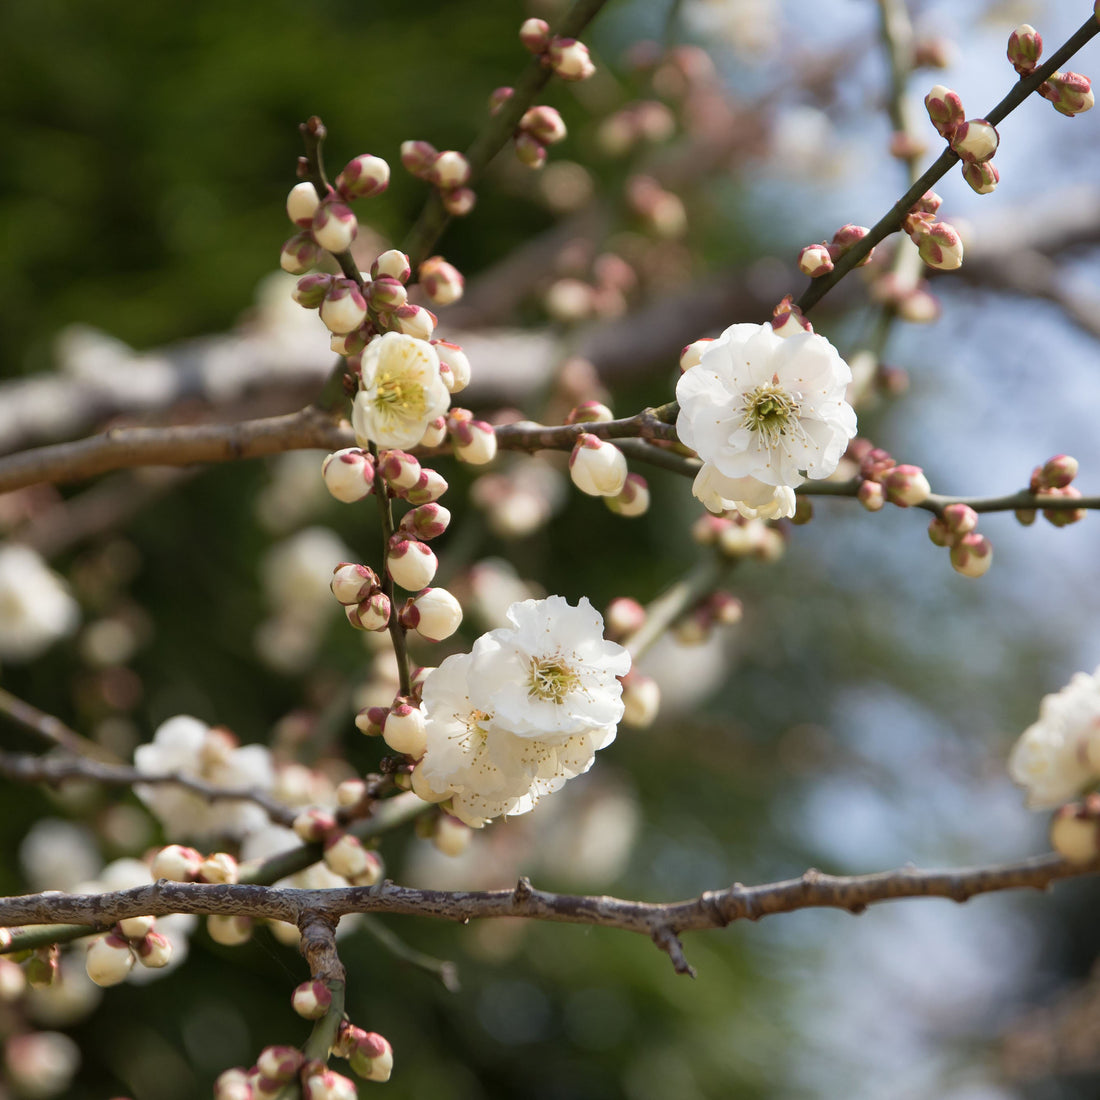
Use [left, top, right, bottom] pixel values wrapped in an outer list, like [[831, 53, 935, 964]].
[[361, 915, 460, 992], [1, 853, 1095, 976], [0, 688, 111, 760]]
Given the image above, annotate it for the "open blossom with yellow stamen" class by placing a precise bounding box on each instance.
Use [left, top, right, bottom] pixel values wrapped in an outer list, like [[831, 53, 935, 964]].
[[415, 597, 629, 827], [676, 323, 856, 517], [351, 331, 451, 450]]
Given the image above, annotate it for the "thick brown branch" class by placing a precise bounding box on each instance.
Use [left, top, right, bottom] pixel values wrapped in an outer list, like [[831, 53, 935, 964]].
[[2, 853, 1095, 975]]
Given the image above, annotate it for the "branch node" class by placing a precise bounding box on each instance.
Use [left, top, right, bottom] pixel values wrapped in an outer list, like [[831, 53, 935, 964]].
[[513, 876, 533, 904], [652, 926, 696, 978]]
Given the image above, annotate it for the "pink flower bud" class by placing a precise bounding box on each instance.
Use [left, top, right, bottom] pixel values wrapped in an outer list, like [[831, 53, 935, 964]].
[[371, 249, 412, 283], [514, 131, 548, 169], [335, 153, 391, 200], [1043, 486, 1086, 527], [911, 190, 943, 215], [401, 140, 438, 179], [829, 224, 873, 267], [311, 201, 358, 254], [323, 833, 376, 880], [771, 295, 813, 337], [1007, 24, 1042, 76], [345, 1032, 394, 1083], [331, 562, 379, 605], [399, 502, 451, 540], [431, 150, 471, 189], [304, 1069, 358, 1100], [379, 449, 422, 490], [962, 160, 999, 195], [86, 934, 135, 986], [432, 340, 472, 393], [1040, 454, 1079, 489], [389, 303, 437, 340], [917, 222, 964, 271], [135, 930, 173, 968], [367, 274, 408, 312], [286, 181, 321, 228], [292, 272, 335, 309], [419, 256, 465, 306], [406, 468, 450, 504], [490, 86, 515, 115], [387, 537, 438, 591], [858, 480, 886, 511], [214, 1068, 254, 1100], [345, 591, 391, 631], [950, 118, 998, 163], [320, 279, 368, 334], [118, 914, 156, 939], [1040, 71, 1095, 117], [257, 1047, 305, 1085], [419, 415, 448, 448], [336, 778, 367, 807], [292, 808, 337, 843], [565, 401, 614, 425], [549, 37, 596, 81], [280, 232, 322, 275], [679, 338, 714, 371], [440, 186, 477, 216], [449, 412, 498, 465], [950, 532, 993, 577], [402, 587, 463, 642], [355, 705, 389, 737], [152, 844, 202, 882], [292, 980, 333, 1020], [207, 915, 253, 946], [198, 852, 239, 885], [383, 701, 428, 757], [432, 814, 472, 857], [322, 449, 375, 503], [605, 472, 650, 516], [570, 434, 628, 497], [605, 597, 646, 638], [924, 84, 965, 137], [927, 516, 952, 547], [942, 503, 979, 535], [883, 464, 932, 507], [798, 243, 834, 278], [520, 17, 551, 54], [520, 106, 568, 145]]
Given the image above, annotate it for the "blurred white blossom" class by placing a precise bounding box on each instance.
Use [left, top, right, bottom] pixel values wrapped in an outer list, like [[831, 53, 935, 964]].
[[0, 544, 80, 662]]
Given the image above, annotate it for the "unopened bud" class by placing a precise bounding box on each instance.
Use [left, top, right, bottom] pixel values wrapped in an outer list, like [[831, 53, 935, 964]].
[[389, 303, 437, 340], [440, 186, 477, 216], [331, 562, 380, 605], [198, 852, 239, 885], [432, 814, 471, 858], [152, 844, 202, 882], [322, 449, 375, 503], [917, 222, 964, 271], [335, 153, 391, 200], [962, 160, 999, 195], [311, 201, 358, 254], [348, 1031, 395, 1083], [924, 84, 965, 137], [829, 224, 873, 267], [798, 243, 834, 278], [280, 232, 322, 275], [941, 503, 979, 535], [323, 832, 379, 881], [118, 914, 156, 940], [402, 587, 463, 642], [883, 464, 932, 507], [336, 778, 367, 807], [1050, 800, 1100, 864], [420, 416, 448, 448], [858, 480, 886, 511], [346, 591, 391, 631], [355, 705, 389, 737], [549, 37, 596, 81], [304, 1069, 358, 1100], [950, 118, 998, 163], [86, 934, 134, 987], [371, 249, 412, 283], [399, 502, 451, 540], [207, 914, 253, 946], [419, 256, 465, 306], [405, 468, 450, 505], [292, 979, 334, 1020], [257, 1047, 305, 1085], [565, 401, 614, 425], [927, 516, 952, 547], [378, 449, 422, 490], [287, 181, 321, 227], [431, 150, 471, 189], [490, 86, 515, 115], [679, 338, 715, 371], [367, 275, 408, 312], [214, 1068, 253, 1100], [605, 472, 650, 516], [293, 272, 335, 309], [621, 673, 660, 728], [135, 930, 173, 968], [319, 279, 368, 334], [1040, 71, 1095, 117], [520, 106, 568, 145], [1042, 486, 1086, 527], [433, 340, 472, 393], [450, 413, 498, 465], [387, 537, 438, 590], [949, 532, 993, 577], [400, 140, 438, 179], [293, 808, 338, 843], [514, 130, 549, 169], [570, 434, 628, 497], [1015, 508, 1038, 527], [1040, 454, 1079, 489], [1007, 24, 1042, 76], [520, 17, 551, 53]]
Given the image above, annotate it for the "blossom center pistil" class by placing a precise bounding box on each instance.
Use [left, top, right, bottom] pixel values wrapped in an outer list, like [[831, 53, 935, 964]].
[[373, 370, 427, 419], [527, 656, 580, 704], [741, 381, 800, 447]]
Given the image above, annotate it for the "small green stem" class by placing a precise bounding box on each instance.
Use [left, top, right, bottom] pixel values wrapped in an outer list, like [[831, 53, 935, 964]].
[[370, 445, 413, 699]]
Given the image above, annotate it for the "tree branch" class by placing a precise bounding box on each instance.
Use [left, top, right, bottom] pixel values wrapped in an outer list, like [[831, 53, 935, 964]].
[[2, 853, 1095, 975]]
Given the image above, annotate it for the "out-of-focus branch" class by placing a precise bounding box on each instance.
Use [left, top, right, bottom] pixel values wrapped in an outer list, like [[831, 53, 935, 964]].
[[0, 853, 1095, 976], [0, 687, 108, 760], [797, 15, 1100, 315], [0, 749, 299, 829]]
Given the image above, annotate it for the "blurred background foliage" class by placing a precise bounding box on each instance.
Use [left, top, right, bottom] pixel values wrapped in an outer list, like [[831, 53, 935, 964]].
[[3, 0, 1100, 1098]]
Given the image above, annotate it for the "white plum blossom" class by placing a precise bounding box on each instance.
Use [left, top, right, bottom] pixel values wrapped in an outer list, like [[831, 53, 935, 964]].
[[134, 716, 276, 840], [1009, 667, 1100, 809], [352, 331, 451, 450], [676, 323, 856, 516], [416, 597, 630, 828], [0, 543, 80, 662]]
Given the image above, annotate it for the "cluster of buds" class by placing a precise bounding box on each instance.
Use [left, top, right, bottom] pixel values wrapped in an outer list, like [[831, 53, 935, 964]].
[[672, 590, 744, 646], [1019, 454, 1085, 528], [693, 512, 786, 562], [402, 141, 476, 216], [513, 103, 569, 170], [797, 224, 875, 280], [331, 561, 391, 631], [292, 809, 383, 885], [216, 1039, 385, 1100], [1050, 794, 1100, 864], [851, 442, 933, 511], [596, 99, 676, 157], [151, 845, 249, 946], [84, 913, 174, 987], [280, 127, 390, 277], [1007, 22, 1094, 116], [926, 502, 993, 578], [520, 18, 597, 81], [923, 85, 1001, 197], [543, 251, 638, 323], [332, 1023, 395, 1082], [901, 190, 965, 271]]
